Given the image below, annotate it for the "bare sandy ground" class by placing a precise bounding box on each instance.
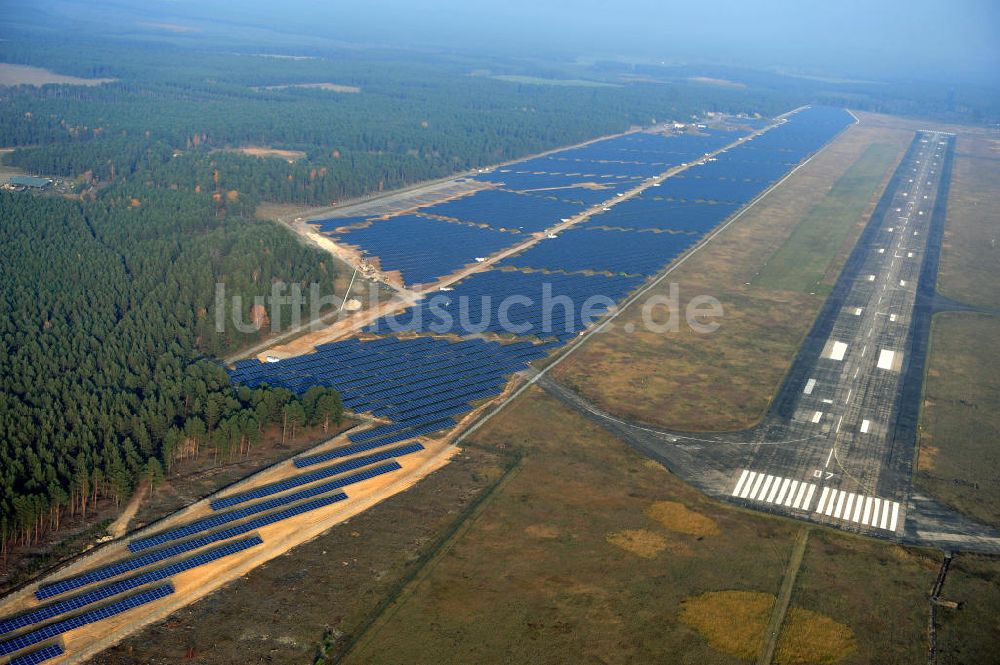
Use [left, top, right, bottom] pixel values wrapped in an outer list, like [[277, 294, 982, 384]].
[[257, 82, 361, 93], [226, 146, 307, 160], [106, 486, 148, 540], [0, 64, 115, 87]]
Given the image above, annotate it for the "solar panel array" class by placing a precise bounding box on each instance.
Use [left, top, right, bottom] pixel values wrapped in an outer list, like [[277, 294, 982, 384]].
[[322, 214, 521, 285], [307, 126, 757, 288], [367, 270, 643, 341], [477, 129, 744, 194], [36, 493, 348, 600], [228, 108, 851, 448], [0, 584, 174, 657], [1, 538, 262, 637], [229, 336, 549, 428], [489, 107, 853, 276], [418, 189, 586, 232], [212, 453, 413, 510], [129, 474, 350, 549], [581, 198, 740, 234], [8, 643, 64, 665], [501, 227, 700, 276]]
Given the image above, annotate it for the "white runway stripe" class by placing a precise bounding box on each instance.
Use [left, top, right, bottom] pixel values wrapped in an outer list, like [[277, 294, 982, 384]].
[[783, 480, 800, 507], [816, 487, 831, 514], [775, 478, 792, 505], [757, 475, 775, 500], [731, 469, 751, 497], [729, 469, 817, 512], [801, 485, 816, 511], [812, 489, 901, 532]]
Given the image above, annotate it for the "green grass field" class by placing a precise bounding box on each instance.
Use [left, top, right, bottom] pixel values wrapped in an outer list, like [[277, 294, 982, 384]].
[[754, 143, 900, 293]]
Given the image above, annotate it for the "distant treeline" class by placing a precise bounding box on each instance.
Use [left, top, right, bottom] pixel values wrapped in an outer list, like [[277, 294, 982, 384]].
[[0, 37, 794, 205]]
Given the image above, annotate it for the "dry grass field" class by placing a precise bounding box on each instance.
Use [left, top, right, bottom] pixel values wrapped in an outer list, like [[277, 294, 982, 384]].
[[339, 388, 872, 664], [917, 314, 1000, 527], [787, 530, 937, 665]]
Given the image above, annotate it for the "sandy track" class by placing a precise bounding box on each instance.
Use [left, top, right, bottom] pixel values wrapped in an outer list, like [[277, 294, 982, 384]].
[[106, 486, 148, 540]]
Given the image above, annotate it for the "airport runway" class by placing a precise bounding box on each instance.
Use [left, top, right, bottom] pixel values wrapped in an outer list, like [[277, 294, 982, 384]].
[[538, 131, 1000, 552], [724, 131, 953, 536]]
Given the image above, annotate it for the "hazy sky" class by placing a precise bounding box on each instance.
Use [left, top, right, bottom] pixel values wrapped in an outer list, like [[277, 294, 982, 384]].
[[32, 0, 1000, 84], [324, 0, 999, 83]]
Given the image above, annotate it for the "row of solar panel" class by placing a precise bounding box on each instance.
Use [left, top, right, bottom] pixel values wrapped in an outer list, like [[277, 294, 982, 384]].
[[366, 271, 644, 338], [1, 584, 175, 657], [232, 337, 541, 383], [37, 492, 350, 600], [294, 342, 539, 385], [1, 538, 262, 638], [501, 227, 699, 276], [130, 468, 374, 551], [211, 444, 421, 510], [9, 643, 64, 665], [417, 189, 585, 233], [361, 411, 459, 436], [328, 215, 521, 285]]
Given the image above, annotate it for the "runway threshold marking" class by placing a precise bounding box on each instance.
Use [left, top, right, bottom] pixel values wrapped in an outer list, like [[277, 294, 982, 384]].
[[731, 470, 816, 511], [814, 487, 900, 532]]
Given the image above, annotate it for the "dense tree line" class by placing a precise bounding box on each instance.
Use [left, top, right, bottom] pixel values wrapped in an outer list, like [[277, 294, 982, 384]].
[[0, 191, 341, 555]]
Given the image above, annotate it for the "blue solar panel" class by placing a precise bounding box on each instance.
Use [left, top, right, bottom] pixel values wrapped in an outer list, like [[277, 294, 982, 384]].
[[135, 463, 399, 544], [211, 445, 421, 510], [419, 189, 585, 232], [36, 493, 347, 600], [321, 215, 521, 286], [1, 538, 261, 637], [8, 643, 64, 665], [501, 227, 698, 275], [1, 584, 174, 657]]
